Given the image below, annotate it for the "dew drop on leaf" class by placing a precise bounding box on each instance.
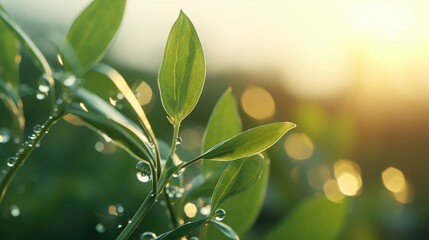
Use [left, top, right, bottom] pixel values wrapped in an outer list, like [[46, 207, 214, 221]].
[[117, 224, 123, 229], [7, 157, 17, 167], [136, 161, 152, 183], [172, 168, 184, 178], [214, 209, 226, 221], [33, 125, 43, 134], [176, 137, 182, 145], [95, 223, 105, 233], [140, 231, 157, 240], [10, 205, 20, 217], [36, 92, 46, 100]]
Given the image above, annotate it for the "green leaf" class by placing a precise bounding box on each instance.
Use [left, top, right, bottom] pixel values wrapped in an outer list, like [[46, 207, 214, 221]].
[[207, 220, 239, 240], [0, 6, 24, 139], [199, 122, 296, 161], [202, 88, 242, 178], [205, 155, 270, 239], [210, 155, 265, 212], [158, 10, 205, 125], [63, 0, 126, 72], [89, 64, 157, 144], [154, 218, 207, 240], [69, 87, 155, 163], [0, 6, 55, 98], [266, 197, 347, 240]]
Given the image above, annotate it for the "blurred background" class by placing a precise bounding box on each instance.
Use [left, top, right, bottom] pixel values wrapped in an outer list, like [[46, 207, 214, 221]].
[[1, 0, 429, 239]]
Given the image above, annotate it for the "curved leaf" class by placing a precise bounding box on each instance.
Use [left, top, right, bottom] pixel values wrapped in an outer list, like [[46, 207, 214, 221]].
[[0, 6, 24, 139], [158, 10, 205, 125], [200, 122, 296, 161], [0, 6, 55, 98], [205, 155, 270, 239], [207, 220, 239, 240], [69, 87, 154, 162], [266, 197, 347, 240], [202, 88, 242, 178], [63, 0, 126, 72], [89, 64, 157, 144], [154, 218, 207, 240], [210, 155, 265, 212]]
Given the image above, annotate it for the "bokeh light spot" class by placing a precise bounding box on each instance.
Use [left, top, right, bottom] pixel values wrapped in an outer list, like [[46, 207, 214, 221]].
[[184, 202, 197, 218], [382, 167, 406, 193], [323, 179, 345, 203], [284, 133, 315, 160], [241, 86, 275, 120], [334, 159, 362, 196], [135, 81, 153, 106]]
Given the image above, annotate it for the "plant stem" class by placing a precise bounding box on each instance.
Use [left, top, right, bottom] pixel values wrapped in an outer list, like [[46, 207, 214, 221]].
[[0, 110, 64, 203], [162, 122, 181, 227], [116, 191, 157, 240]]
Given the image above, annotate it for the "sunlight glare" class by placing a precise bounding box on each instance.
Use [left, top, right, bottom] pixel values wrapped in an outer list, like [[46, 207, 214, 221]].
[[241, 86, 275, 120]]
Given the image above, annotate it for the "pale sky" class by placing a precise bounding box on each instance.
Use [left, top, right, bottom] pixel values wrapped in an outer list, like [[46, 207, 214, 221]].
[[2, 0, 429, 100]]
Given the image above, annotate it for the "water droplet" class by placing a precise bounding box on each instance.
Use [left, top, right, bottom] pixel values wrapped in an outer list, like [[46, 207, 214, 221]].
[[149, 142, 155, 148], [95, 223, 105, 233], [33, 125, 43, 134], [35, 143, 41, 148], [38, 84, 50, 93], [214, 209, 226, 221], [189, 237, 199, 240], [140, 232, 157, 240], [117, 224, 123, 229], [128, 219, 132, 224], [63, 75, 77, 87], [200, 205, 211, 216], [10, 205, 20, 217], [7, 157, 17, 167], [136, 161, 152, 183], [176, 137, 182, 145], [29, 134, 37, 140], [36, 92, 46, 100], [172, 168, 184, 178], [0, 129, 11, 143]]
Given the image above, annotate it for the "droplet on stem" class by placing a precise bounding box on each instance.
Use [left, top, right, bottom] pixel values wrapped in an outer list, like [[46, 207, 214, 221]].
[[136, 161, 152, 183], [176, 137, 182, 145], [140, 231, 157, 240], [7, 157, 17, 167], [214, 209, 226, 221]]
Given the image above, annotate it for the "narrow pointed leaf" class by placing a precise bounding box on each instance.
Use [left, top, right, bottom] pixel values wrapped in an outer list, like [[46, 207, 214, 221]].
[[63, 0, 126, 72], [202, 88, 242, 178], [154, 218, 207, 240], [208, 220, 239, 240], [210, 155, 264, 211], [0, 6, 24, 138], [89, 64, 157, 143], [266, 197, 347, 240], [158, 10, 205, 124], [69, 88, 154, 162], [200, 122, 296, 161], [0, 6, 54, 95], [205, 155, 270, 239]]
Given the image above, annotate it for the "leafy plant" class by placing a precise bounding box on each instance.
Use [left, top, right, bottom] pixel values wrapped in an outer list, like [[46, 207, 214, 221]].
[[0, 1, 351, 240]]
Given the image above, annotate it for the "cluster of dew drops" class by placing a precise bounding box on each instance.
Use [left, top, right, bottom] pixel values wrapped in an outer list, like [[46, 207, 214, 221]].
[[4, 124, 45, 169]]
